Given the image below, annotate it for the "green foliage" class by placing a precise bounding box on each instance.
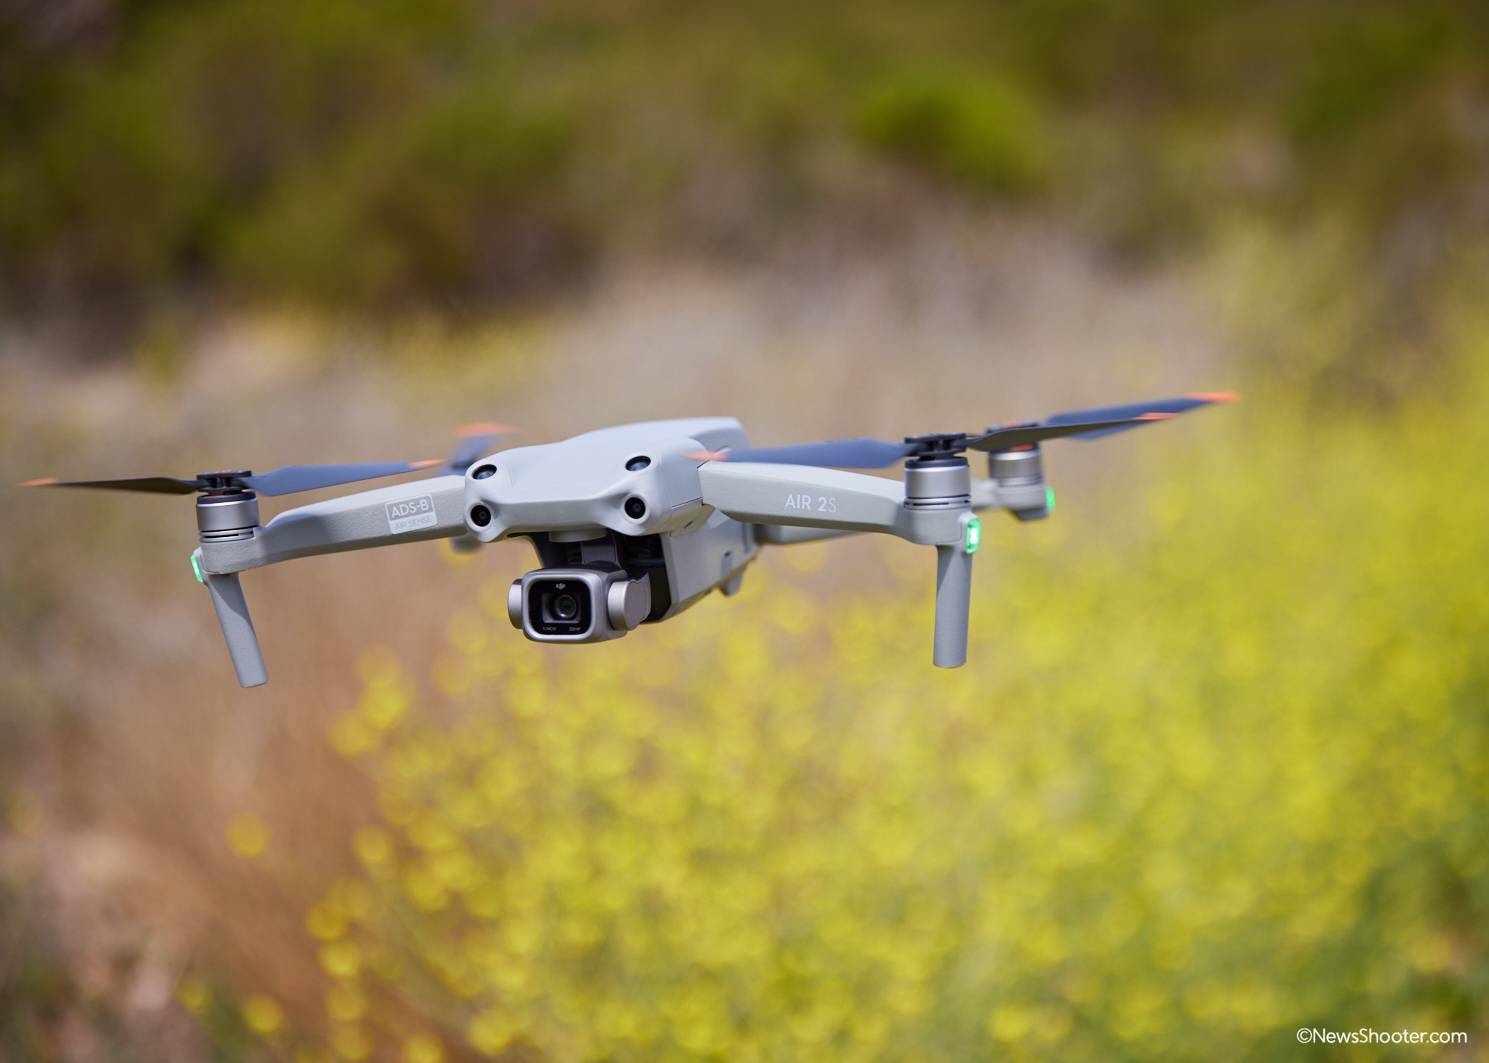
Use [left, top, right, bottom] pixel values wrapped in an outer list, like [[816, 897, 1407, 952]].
[[224, 76, 578, 306], [292, 350, 1489, 1060], [855, 73, 1052, 196], [8, 0, 1489, 320], [0, 0, 573, 310], [1286, 9, 1457, 149]]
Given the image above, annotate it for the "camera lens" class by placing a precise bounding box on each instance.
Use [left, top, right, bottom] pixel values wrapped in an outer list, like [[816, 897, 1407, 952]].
[[472, 464, 497, 480], [530, 577, 592, 634], [469, 504, 492, 527], [624, 497, 646, 519], [626, 455, 651, 471]]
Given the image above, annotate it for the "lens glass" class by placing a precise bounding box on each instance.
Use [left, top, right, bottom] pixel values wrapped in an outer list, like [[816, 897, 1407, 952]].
[[528, 577, 592, 636]]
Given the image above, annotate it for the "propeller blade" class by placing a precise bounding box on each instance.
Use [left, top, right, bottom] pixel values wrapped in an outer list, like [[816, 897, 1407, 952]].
[[1048, 392, 1238, 439], [688, 438, 918, 469], [971, 392, 1238, 451], [19, 475, 202, 494], [445, 422, 516, 473], [240, 460, 443, 496]]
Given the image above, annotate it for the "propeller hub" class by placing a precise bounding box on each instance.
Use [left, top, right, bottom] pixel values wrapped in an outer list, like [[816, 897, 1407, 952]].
[[903, 432, 970, 461], [197, 471, 252, 495]]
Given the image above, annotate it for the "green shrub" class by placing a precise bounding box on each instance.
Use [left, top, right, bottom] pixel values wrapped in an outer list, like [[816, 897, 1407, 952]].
[[1, 65, 214, 293], [1285, 9, 1454, 149], [855, 72, 1053, 196], [7, 0, 1489, 320], [224, 77, 579, 307]]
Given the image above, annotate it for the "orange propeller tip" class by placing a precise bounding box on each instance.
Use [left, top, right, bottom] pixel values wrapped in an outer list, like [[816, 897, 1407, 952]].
[[457, 422, 516, 437], [1136, 412, 1179, 421], [686, 450, 729, 462], [411, 459, 444, 469], [1190, 391, 1241, 403], [19, 477, 58, 487]]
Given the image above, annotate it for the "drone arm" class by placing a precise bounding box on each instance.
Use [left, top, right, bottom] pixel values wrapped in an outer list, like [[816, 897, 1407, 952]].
[[970, 477, 1001, 512], [970, 476, 1049, 514], [191, 476, 469, 688], [700, 461, 976, 667], [697, 462, 906, 536], [198, 475, 469, 575], [755, 524, 860, 545]]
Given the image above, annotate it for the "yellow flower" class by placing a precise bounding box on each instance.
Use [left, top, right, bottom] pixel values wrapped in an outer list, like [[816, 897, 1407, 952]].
[[306, 902, 348, 941], [331, 1024, 371, 1061], [467, 1010, 517, 1057], [325, 983, 366, 1023], [226, 814, 269, 859], [319, 941, 362, 980], [242, 994, 283, 1036], [352, 826, 395, 868], [174, 974, 210, 1013], [402, 1033, 444, 1063], [988, 1002, 1033, 1043]]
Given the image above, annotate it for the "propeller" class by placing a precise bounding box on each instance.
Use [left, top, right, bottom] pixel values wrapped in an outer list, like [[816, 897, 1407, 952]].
[[20, 460, 444, 497], [689, 392, 1238, 468], [441, 422, 516, 474], [20, 420, 517, 498]]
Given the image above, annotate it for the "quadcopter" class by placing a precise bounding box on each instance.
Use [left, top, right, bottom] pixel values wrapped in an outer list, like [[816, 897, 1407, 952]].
[[23, 394, 1235, 687]]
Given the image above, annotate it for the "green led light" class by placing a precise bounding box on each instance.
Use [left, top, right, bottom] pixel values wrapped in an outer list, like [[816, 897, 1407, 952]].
[[191, 554, 204, 584], [1045, 486, 1056, 514], [964, 516, 982, 554]]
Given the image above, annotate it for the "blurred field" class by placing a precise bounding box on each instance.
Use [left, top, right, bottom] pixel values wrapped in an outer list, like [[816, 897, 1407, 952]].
[[4, 1, 1489, 1061], [303, 353, 1489, 1063], [0, 212, 1232, 1060]]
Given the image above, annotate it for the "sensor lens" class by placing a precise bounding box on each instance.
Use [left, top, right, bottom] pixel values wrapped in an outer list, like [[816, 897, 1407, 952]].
[[529, 578, 592, 635], [626, 456, 651, 471], [624, 497, 646, 519], [472, 464, 497, 480], [469, 504, 492, 527]]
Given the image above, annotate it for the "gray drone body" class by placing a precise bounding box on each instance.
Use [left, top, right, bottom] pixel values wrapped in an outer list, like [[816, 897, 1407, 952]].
[[27, 394, 1235, 687]]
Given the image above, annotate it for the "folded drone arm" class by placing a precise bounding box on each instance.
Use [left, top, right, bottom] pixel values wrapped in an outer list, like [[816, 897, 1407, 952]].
[[196, 475, 469, 576]]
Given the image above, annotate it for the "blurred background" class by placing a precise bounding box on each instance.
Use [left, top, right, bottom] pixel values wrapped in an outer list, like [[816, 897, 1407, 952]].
[[3, 1, 1489, 1060]]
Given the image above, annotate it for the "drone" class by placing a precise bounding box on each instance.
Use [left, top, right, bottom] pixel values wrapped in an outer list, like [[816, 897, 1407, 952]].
[[23, 394, 1235, 687]]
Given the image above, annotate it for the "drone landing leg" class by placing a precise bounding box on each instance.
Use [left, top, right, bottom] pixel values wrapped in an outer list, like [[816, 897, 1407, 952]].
[[934, 544, 973, 669], [203, 571, 268, 687]]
